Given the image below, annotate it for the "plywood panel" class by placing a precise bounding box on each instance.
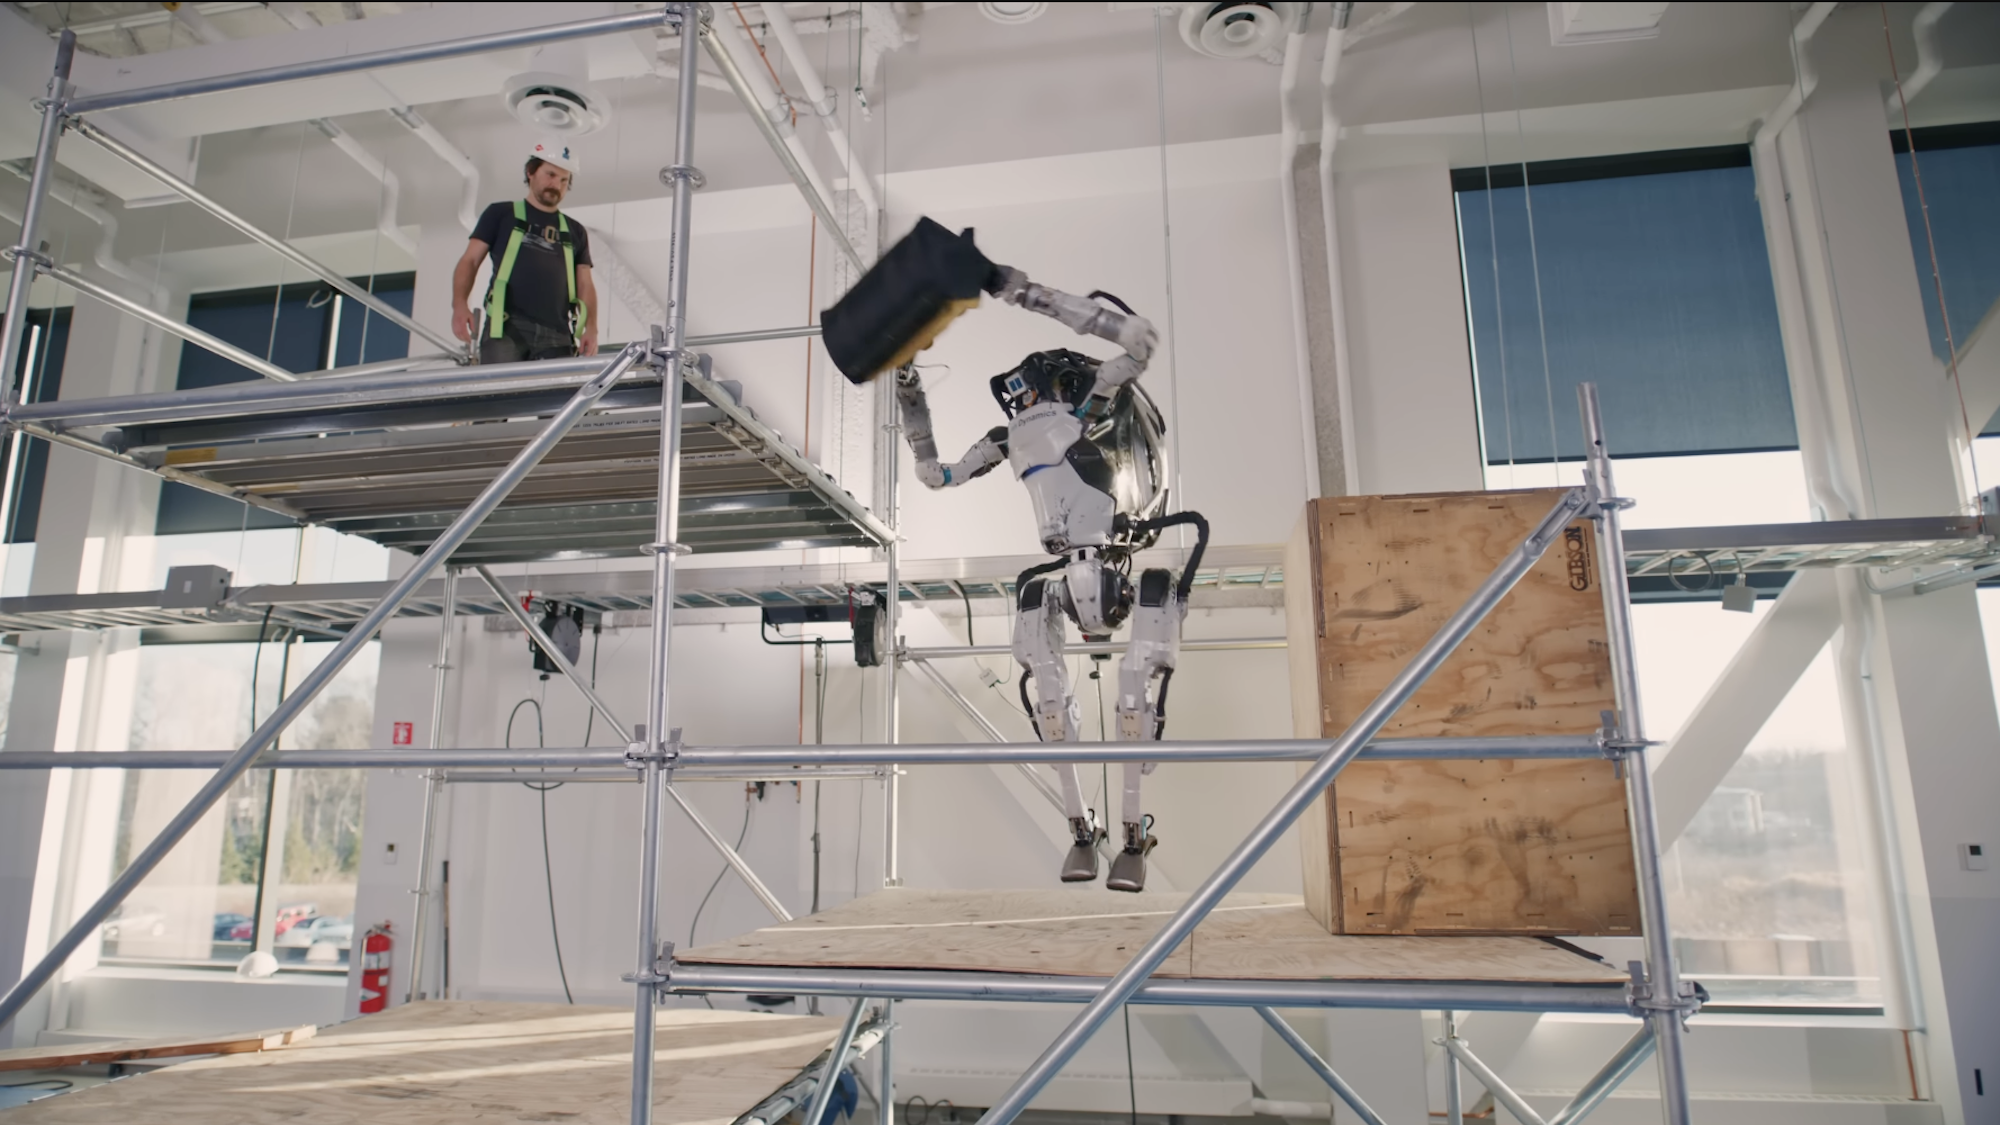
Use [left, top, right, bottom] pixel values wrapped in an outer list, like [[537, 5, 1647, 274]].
[[6, 1002, 837, 1125], [1286, 490, 1640, 935], [1332, 759, 1639, 935], [1311, 489, 1612, 739], [678, 890, 1625, 985], [1187, 894, 1624, 983], [0, 1024, 315, 1071], [679, 887, 1195, 978]]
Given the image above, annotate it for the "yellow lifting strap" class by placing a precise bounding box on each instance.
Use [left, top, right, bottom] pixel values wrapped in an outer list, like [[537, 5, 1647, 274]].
[[486, 199, 586, 339]]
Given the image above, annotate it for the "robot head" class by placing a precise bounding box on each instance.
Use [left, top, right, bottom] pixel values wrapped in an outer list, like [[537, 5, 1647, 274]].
[[990, 349, 1099, 417]]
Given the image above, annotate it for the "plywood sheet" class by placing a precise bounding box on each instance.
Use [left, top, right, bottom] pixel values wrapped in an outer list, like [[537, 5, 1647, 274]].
[[1309, 489, 1613, 739], [677, 890, 1625, 985], [5, 1001, 837, 1125], [1325, 758, 1639, 934], [1187, 895, 1624, 983], [1286, 491, 1639, 935], [679, 887, 1195, 978], [0, 1024, 315, 1071]]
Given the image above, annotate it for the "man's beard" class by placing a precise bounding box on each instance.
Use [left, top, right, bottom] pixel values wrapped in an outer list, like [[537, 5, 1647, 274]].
[[537, 186, 562, 206]]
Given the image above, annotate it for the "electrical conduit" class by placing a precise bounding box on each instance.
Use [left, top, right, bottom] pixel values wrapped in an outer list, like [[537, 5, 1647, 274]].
[[759, 3, 881, 219], [1317, 1, 1360, 496]]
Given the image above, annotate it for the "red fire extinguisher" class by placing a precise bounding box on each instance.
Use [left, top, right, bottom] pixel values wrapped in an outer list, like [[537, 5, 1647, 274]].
[[359, 923, 392, 1014]]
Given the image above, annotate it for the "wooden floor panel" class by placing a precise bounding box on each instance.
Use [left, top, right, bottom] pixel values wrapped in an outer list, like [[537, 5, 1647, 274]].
[[6, 1001, 837, 1124], [678, 889, 1627, 985]]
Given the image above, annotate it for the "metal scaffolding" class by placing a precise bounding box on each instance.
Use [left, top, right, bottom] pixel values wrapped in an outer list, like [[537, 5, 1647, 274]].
[[0, 8, 1703, 1125]]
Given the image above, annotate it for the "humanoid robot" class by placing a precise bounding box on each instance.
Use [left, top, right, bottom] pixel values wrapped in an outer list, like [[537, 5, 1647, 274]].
[[890, 267, 1208, 893]]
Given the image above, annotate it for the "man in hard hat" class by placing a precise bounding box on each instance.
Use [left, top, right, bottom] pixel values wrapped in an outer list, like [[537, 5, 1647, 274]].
[[451, 140, 599, 362]]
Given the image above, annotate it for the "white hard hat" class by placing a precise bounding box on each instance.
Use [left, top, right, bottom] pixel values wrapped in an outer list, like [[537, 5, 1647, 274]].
[[529, 138, 578, 174]]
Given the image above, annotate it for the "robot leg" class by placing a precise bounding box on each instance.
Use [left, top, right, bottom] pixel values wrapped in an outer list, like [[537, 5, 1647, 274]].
[[1106, 568, 1182, 893], [1014, 574, 1102, 881]]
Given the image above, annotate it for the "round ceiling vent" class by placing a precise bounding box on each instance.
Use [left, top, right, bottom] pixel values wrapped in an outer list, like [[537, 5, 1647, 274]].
[[1178, 2, 1300, 60], [503, 71, 608, 136], [978, 1, 1048, 22]]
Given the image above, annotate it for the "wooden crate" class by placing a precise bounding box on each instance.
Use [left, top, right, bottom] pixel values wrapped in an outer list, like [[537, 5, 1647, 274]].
[[1284, 489, 1641, 936]]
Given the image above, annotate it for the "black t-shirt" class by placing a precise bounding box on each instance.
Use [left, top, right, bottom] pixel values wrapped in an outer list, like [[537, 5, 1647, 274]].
[[471, 200, 592, 332]]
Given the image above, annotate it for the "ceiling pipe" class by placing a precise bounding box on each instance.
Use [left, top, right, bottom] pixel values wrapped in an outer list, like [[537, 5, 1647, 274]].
[[390, 106, 481, 234], [1887, 2, 1953, 116], [1749, 1, 1854, 522], [703, 16, 845, 222], [1277, 8, 1321, 498], [759, 3, 881, 219], [1317, 1, 1361, 495], [267, 2, 482, 237], [310, 118, 419, 257], [1, 162, 165, 308]]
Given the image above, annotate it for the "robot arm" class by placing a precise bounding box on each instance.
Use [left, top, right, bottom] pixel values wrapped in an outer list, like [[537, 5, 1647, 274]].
[[989, 268, 1157, 405], [895, 367, 1009, 490]]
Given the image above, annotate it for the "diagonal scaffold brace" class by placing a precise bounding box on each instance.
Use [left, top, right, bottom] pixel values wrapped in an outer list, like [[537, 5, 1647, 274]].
[[970, 483, 1591, 1125], [0, 339, 657, 1034]]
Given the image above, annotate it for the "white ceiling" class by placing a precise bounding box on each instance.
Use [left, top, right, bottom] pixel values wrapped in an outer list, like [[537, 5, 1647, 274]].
[[0, 2, 1994, 287]]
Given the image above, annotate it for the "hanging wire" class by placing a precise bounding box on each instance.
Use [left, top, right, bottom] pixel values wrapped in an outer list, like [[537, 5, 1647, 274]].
[[1151, 9, 1187, 544], [1468, 5, 1517, 483], [1880, 2, 1982, 513], [1500, 4, 1564, 484], [263, 121, 311, 365]]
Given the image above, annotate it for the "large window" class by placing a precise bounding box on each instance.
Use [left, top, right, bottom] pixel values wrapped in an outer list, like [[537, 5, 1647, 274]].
[[1455, 147, 1796, 467], [2, 305, 72, 547], [157, 272, 415, 536], [105, 639, 378, 970]]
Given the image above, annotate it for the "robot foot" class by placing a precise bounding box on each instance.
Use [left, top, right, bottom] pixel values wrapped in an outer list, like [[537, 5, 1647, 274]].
[[1106, 820, 1158, 893], [1061, 815, 1106, 883]]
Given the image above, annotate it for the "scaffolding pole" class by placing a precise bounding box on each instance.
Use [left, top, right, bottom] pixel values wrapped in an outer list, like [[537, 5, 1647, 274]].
[[0, 735, 1612, 771], [1580, 382, 1695, 1125], [0, 30, 75, 549], [405, 566, 457, 1003], [66, 117, 460, 356], [630, 7, 701, 1121], [0, 343, 651, 1034]]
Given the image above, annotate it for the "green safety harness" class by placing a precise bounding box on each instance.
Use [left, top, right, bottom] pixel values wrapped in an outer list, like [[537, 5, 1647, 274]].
[[485, 199, 586, 338]]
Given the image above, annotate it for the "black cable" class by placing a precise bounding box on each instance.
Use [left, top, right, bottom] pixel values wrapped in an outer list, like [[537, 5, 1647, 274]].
[[1123, 1004, 1140, 1125], [958, 587, 975, 647], [689, 798, 754, 1009], [506, 697, 571, 1004], [1018, 671, 1040, 741], [581, 624, 601, 748], [0, 1079, 71, 1091]]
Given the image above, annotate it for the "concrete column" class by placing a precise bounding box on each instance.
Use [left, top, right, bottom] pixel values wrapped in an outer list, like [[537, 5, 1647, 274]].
[[1782, 9, 2000, 1119], [0, 291, 164, 1046]]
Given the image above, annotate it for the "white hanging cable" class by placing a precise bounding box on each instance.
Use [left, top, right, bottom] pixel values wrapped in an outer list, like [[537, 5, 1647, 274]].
[[759, 3, 881, 219], [1468, 5, 1516, 484], [1500, 4, 1562, 485], [1317, 2, 1363, 496]]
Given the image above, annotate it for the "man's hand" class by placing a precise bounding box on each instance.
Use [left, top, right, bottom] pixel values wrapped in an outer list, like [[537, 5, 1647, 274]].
[[451, 305, 475, 344], [579, 328, 599, 357]]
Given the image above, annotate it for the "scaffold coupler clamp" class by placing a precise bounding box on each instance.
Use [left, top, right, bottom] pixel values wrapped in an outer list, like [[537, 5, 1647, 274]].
[[1626, 960, 1706, 1027], [626, 725, 683, 773], [623, 940, 675, 991], [660, 163, 707, 191], [1596, 710, 1651, 777]]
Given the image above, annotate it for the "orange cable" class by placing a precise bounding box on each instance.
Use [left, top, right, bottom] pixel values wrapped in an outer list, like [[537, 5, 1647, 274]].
[[732, 2, 797, 127]]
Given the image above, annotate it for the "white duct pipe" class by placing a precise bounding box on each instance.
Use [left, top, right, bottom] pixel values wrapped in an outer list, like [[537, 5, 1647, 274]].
[[312, 119, 419, 257], [1750, 1, 1853, 521], [759, 3, 881, 218], [1, 163, 165, 308], [1277, 17, 1321, 499], [268, 3, 484, 237], [1317, 2, 1361, 495], [705, 16, 844, 220], [1887, 3, 1953, 116], [389, 106, 480, 234]]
